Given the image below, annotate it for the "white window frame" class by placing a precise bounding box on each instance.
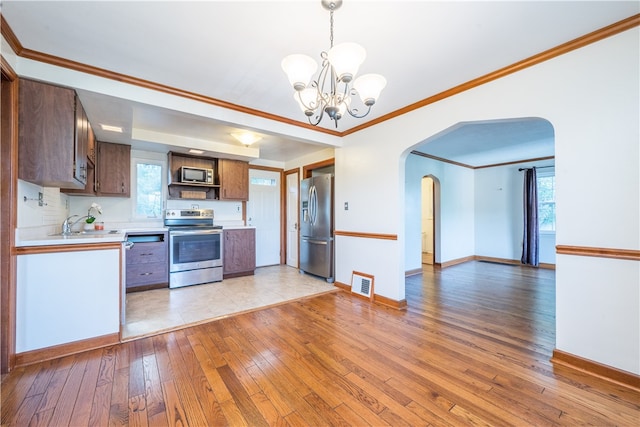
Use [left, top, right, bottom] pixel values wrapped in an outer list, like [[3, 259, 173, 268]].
[[131, 154, 166, 221], [537, 168, 556, 234]]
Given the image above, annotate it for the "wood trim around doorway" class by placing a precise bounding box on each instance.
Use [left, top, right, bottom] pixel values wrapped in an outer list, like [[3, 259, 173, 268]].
[[302, 158, 335, 179], [284, 168, 300, 269], [1, 56, 19, 373]]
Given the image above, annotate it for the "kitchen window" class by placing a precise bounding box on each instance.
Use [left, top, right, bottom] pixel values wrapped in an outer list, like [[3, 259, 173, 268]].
[[250, 177, 277, 186], [133, 158, 164, 219]]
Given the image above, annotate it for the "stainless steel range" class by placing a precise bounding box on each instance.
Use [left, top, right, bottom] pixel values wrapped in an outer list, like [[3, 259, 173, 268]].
[[164, 209, 223, 288]]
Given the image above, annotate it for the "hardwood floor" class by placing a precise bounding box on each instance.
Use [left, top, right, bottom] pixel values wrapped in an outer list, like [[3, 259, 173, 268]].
[[2, 261, 639, 426]]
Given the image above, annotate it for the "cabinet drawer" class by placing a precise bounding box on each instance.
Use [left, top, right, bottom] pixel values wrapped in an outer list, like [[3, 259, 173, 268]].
[[126, 261, 168, 287], [126, 241, 167, 264]]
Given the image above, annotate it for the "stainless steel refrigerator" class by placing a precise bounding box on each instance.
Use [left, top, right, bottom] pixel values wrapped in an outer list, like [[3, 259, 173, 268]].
[[300, 174, 334, 282]]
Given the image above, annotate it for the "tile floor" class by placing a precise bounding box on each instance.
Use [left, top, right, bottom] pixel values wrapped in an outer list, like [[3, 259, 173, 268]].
[[122, 265, 338, 340]]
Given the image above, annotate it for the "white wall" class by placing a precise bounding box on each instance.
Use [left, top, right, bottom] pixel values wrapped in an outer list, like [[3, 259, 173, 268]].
[[337, 28, 639, 374], [474, 162, 556, 264], [405, 155, 475, 271], [404, 157, 556, 272]]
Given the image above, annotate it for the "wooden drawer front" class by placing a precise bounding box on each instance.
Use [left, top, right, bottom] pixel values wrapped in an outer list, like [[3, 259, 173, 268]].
[[127, 242, 166, 264], [126, 261, 168, 287]]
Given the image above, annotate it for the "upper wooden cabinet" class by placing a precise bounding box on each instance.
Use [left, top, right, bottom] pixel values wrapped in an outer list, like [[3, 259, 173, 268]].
[[18, 79, 88, 188], [219, 159, 248, 200], [62, 125, 96, 196], [96, 141, 130, 197], [63, 140, 130, 198]]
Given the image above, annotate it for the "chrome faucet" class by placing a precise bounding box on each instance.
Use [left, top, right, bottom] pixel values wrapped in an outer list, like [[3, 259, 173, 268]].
[[61, 215, 88, 235]]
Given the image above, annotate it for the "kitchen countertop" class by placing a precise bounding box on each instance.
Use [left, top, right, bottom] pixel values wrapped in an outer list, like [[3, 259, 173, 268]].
[[220, 225, 256, 230], [16, 230, 127, 247], [16, 224, 254, 247]]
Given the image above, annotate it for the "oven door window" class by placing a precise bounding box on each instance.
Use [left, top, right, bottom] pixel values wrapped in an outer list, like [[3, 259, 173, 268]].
[[172, 233, 221, 265]]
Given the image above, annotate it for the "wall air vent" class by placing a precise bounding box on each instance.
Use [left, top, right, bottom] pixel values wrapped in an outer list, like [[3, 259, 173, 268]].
[[351, 271, 374, 300]]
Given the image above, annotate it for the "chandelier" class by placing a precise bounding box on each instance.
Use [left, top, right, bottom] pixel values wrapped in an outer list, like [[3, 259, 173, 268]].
[[281, 0, 386, 128]]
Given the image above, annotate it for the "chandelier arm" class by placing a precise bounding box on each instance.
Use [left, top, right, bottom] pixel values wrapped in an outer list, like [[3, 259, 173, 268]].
[[338, 81, 350, 102], [346, 104, 373, 119], [316, 60, 332, 111], [293, 89, 313, 112], [307, 107, 325, 126]]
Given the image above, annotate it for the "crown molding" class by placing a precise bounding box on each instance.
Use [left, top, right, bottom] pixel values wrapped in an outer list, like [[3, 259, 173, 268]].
[[1, 12, 638, 137]]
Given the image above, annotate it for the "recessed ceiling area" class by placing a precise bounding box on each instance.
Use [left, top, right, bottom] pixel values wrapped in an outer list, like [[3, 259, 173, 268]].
[[77, 89, 331, 163], [413, 118, 555, 168]]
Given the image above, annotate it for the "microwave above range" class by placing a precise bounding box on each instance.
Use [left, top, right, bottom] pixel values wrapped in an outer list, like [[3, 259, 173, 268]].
[[179, 166, 214, 185]]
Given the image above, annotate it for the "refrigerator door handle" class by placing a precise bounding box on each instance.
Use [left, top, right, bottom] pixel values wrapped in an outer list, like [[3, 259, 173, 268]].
[[302, 238, 328, 245], [310, 185, 317, 225]]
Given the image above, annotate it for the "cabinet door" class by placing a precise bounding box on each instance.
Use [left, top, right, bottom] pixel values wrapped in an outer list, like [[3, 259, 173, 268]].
[[96, 141, 131, 197], [87, 122, 96, 164], [223, 228, 256, 276], [74, 97, 89, 185], [219, 159, 248, 200], [62, 110, 95, 195], [18, 79, 82, 188]]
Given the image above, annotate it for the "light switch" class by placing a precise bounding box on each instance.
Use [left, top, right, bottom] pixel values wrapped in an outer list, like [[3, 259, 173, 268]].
[[344, 202, 349, 210]]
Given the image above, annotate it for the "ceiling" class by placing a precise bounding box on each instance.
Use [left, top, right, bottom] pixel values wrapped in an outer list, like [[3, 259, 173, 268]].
[[2, 1, 638, 165]]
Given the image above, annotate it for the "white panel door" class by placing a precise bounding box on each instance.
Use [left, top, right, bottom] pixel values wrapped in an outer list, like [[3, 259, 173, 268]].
[[247, 169, 281, 267], [286, 172, 299, 268]]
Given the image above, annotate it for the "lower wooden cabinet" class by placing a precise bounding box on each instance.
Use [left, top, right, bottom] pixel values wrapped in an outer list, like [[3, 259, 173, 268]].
[[223, 228, 256, 278], [125, 232, 168, 292]]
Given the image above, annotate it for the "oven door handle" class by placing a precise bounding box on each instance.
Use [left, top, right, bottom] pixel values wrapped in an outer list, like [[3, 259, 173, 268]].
[[170, 229, 222, 236]]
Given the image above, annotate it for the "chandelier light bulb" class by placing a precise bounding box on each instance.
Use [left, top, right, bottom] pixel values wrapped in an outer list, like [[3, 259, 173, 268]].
[[282, 54, 318, 91], [353, 74, 387, 106], [327, 42, 366, 83]]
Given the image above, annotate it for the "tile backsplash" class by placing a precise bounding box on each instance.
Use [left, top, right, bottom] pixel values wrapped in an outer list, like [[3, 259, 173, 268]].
[[17, 180, 69, 230]]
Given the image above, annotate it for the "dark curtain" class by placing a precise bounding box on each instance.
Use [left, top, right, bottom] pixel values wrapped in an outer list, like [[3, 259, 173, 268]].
[[521, 167, 539, 266]]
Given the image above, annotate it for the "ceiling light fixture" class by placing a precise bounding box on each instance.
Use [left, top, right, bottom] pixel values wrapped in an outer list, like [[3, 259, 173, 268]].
[[281, 0, 386, 128], [231, 132, 262, 147], [100, 124, 123, 133], [188, 149, 205, 155]]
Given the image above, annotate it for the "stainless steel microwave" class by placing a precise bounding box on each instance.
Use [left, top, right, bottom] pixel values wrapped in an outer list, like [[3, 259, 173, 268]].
[[180, 166, 214, 185]]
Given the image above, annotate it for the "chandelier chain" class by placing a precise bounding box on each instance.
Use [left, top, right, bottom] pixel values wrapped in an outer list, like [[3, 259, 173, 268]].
[[329, 8, 334, 49]]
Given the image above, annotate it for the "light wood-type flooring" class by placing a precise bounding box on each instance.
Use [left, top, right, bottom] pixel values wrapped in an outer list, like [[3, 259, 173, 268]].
[[123, 266, 337, 339], [2, 261, 639, 426]]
